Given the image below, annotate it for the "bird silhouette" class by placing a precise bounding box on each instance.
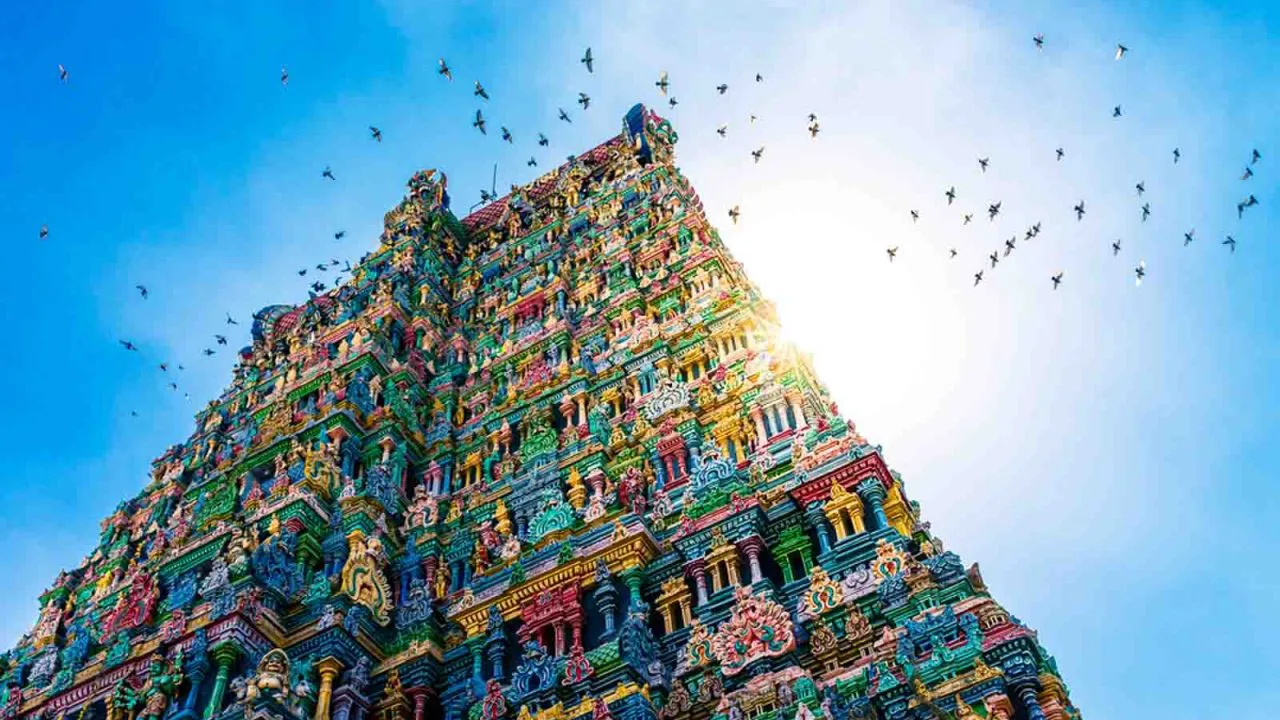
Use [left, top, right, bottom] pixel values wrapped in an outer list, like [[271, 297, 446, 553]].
[[751, 147, 765, 163], [322, 166, 335, 180], [438, 59, 452, 81], [1034, 34, 1045, 50], [728, 206, 740, 224], [755, 73, 763, 82], [215, 334, 227, 345], [910, 210, 920, 223], [807, 122, 820, 138], [1112, 239, 1122, 256], [334, 230, 346, 240], [989, 251, 999, 268], [962, 214, 973, 225], [1056, 147, 1065, 161], [168, 382, 178, 391], [1241, 167, 1253, 180], [1135, 181, 1145, 196], [978, 157, 990, 172], [974, 271, 984, 286], [1237, 194, 1258, 217], [120, 340, 138, 351], [136, 285, 148, 299], [945, 187, 956, 205], [527, 157, 537, 167], [1115, 44, 1128, 60], [558, 108, 572, 123], [1173, 148, 1181, 164], [501, 127, 513, 143], [202, 348, 216, 356], [949, 248, 958, 259], [297, 268, 307, 276], [1074, 201, 1086, 220], [717, 84, 729, 95], [1135, 260, 1146, 287], [39, 225, 48, 240], [1004, 237, 1016, 256], [280, 67, 288, 86], [1251, 148, 1261, 164], [886, 246, 898, 262], [1183, 229, 1195, 246], [474, 81, 489, 100], [656, 71, 669, 95], [668, 97, 678, 108], [226, 314, 238, 325], [987, 202, 1001, 221], [370, 126, 382, 142], [578, 92, 590, 110], [58, 64, 69, 82], [1052, 272, 1063, 289], [538, 133, 549, 147], [749, 114, 758, 124], [1113, 105, 1122, 118], [716, 124, 728, 138], [130, 410, 138, 418], [473, 110, 486, 134], [581, 47, 594, 73], [1141, 203, 1151, 221], [1223, 236, 1236, 253]]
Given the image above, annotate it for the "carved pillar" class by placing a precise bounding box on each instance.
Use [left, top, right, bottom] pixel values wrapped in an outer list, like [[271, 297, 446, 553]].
[[1013, 683, 1047, 720], [593, 575, 619, 641], [314, 657, 344, 720], [750, 408, 767, 446], [788, 394, 806, 429], [620, 568, 645, 610], [737, 537, 765, 584], [174, 645, 211, 720], [202, 642, 241, 720], [806, 504, 833, 554], [856, 478, 889, 531], [686, 559, 709, 606], [407, 690, 428, 720]]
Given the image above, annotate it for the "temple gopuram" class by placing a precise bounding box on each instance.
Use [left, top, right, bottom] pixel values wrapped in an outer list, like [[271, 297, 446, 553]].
[[0, 105, 1080, 720]]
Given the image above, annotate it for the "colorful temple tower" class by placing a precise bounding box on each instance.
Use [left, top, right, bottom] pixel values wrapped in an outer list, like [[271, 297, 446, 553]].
[[0, 105, 1079, 720]]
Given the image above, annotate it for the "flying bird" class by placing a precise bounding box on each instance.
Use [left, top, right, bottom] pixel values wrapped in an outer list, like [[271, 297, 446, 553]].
[[987, 202, 1001, 221], [1173, 148, 1181, 164], [910, 210, 920, 223], [473, 110, 486, 134], [989, 251, 1000, 268], [322, 166, 335, 180], [159, 363, 168, 372], [728, 205, 740, 224], [130, 411, 138, 418], [280, 67, 288, 86], [297, 268, 307, 276], [751, 146, 765, 163], [438, 59, 452, 81], [1115, 44, 1128, 60], [1134, 260, 1146, 287], [1223, 235, 1236, 253], [1183, 229, 1195, 246], [749, 114, 758, 124], [1074, 201, 1086, 220], [136, 284, 148, 299], [1034, 34, 1045, 50], [538, 133, 549, 147], [1004, 237, 1016, 256], [1056, 147, 1065, 161], [501, 127, 512, 143], [1112, 239, 1122, 256], [1141, 203, 1151, 221], [655, 71, 669, 95], [480, 189, 495, 203], [962, 214, 973, 225], [807, 122, 820, 138], [527, 157, 537, 167], [886, 246, 898, 262], [578, 92, 590, 109], [716, 84, 728, 94], [978, 157, 990, 172], [668, 97, 678, 108], [949, 248, 958, 258], [581, 47, 593, 73], [1251, 148, 1261, 164], [558, 108, 572, 123], [168, 382, 178, 391], [215, 334, 227, 345], [974, 271, 984, 286], [119, 340, 138, 351], [370, 126, 382, 142], [755, 73, 763, 82], [58, 64, 69, 82], [945, 187, 956, 205], [1113, 105, 1122, 118], [1241, 167, 1253, 181], [334, 230, 346, 240], [1051, 272, 1063, 289], [474, 81, 489, 100], [716, 124, 728, 138], [226, 314, 238, 325], [202, 348, 216, 356], [1237, 194, 1258, 217], [39, 225, 49, 240], [1136, 181, 1145, 196]]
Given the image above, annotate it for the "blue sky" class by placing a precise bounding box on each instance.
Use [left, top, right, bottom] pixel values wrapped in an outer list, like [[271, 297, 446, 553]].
[[0, 1, 1277, 717]]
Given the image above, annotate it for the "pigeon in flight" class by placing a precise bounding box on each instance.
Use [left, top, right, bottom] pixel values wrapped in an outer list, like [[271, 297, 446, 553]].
[[527, 157, 537, 167], [438, 59, 452, 81], [130, 410, 138, 418], [39, 225, 49, 240], [370, 126, 382, 142], [656, 71, 669, 96], [159, 363, 168, 372], [717, 84, 729, 94], [215, 334, 227, 345], [581, 47, 594, 73], [807, 122, 820, 138], [168, 382, 178, 391], [987, 202, 1001, 221], [280, 67, 288, 86], [202, 348, 216, 356], [226, 313, 238, 325], [1134, 260, 1146, 287], [962, 214, 973, 225], [756, 73, 764, 82], [910, 210, 920, 223], [978, 157, 990, 173], [501, 127, 512, 143], [886, 246, 898, 262], [322, 166, 335, 180], [716, 124, 728, 138], [1113, 105, 1122, 118], [558, 108, 572, 123], [473, 110, 487, 134], [1051, 272, 1063, 289], [297, 268, 308, 276], [474, 81, 489, 100], [578, 92, 590, 110], [315, 263, 328, 272], [1237, 194, 1258, 217], [480, 189, 495, 203], [989, 251, 1000, 268], [1141, 203, 1151, 221], [120, 340, 138, 351], [668, 97, 678, 108], [1004, 237, 1016, 256], [1112, 239, 1122, 256], [751, 147, 765, 163], [1173, 148, 1181, 164], [1056, 147, 1065, 161], [1074, 201, 1086, 220], [538, 133, 549, 147], [749, 114, 758, 124], [1136, 181, 1145, 196], [1251, 148, 1261, 164], [1034, 34, 1045, 50], [1115, 44, 1128, 60], [945, 187, 956, 205], [974, 271, 984, 286], [334, 230, 346, 240], [1183, 229, 1195, 246], [136, 284, 148, 299], [1223, 235, 1236, 253], [728, 205, 740, 224], [949, 248, 958, 258], [1241, 167, 1253, 180], [58, 64, 69, 82]]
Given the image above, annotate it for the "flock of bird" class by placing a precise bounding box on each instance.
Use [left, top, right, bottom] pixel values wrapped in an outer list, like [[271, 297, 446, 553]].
[[39, 34, 1264, 418], [880, 39, 1263, 291]]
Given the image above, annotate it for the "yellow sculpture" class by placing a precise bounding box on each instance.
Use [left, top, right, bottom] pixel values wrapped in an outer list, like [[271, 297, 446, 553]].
[[340, 531, 394, 625]]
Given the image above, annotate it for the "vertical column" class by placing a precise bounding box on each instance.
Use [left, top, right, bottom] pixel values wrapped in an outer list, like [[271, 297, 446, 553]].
[[174, 640, 210, 720], [620, 568, 645, 610], [202, 643, 241, 720], [737, 537, 765, 585], [806, 504, 833, 554], [789, 394, 807, 430], [1013, 684, 1047, 720], [857, 478, 889, 531], [313, 657, 344, 720], [750, 408, 767, 446], [687, 560, 709, 606]]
